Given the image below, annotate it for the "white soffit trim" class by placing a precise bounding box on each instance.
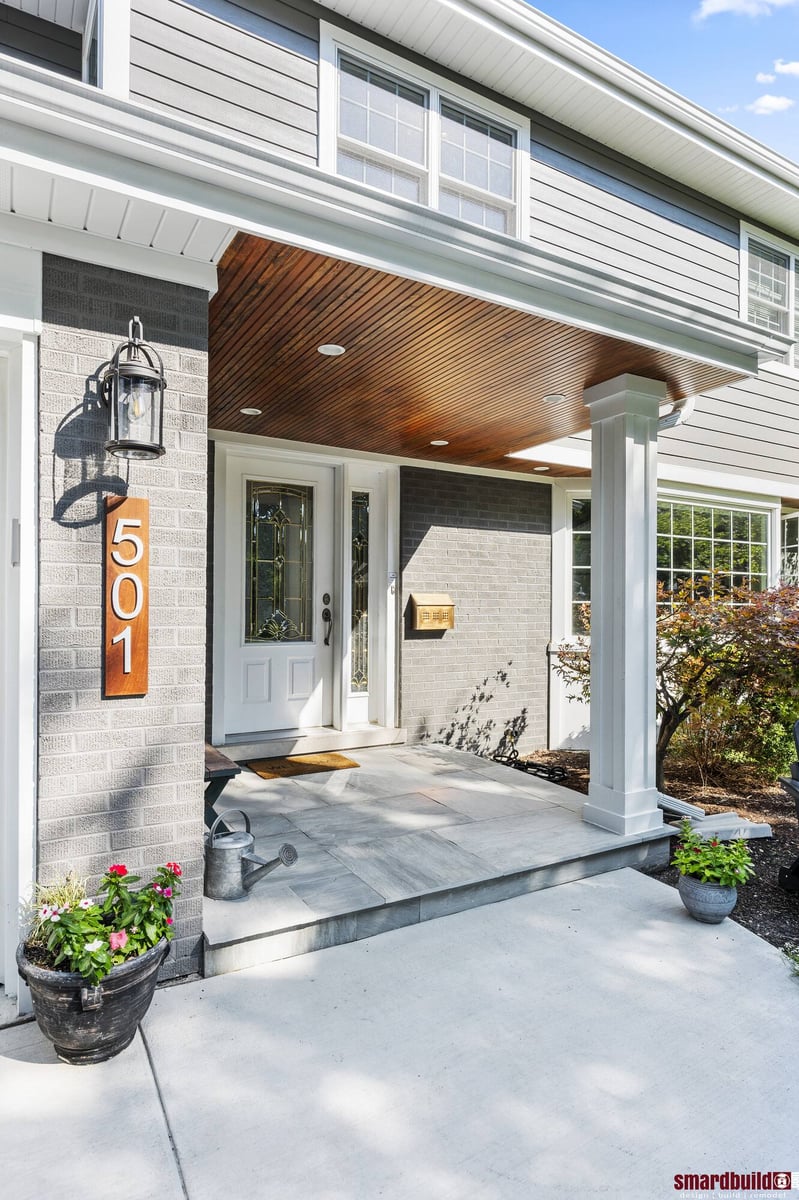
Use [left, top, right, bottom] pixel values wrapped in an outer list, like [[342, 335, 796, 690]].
[[12, 1, 90, 31], [316, 0, 799, 243]]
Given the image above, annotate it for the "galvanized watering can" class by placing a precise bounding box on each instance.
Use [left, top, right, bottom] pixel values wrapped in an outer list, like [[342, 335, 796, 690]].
[[204, 809, 298, 901]]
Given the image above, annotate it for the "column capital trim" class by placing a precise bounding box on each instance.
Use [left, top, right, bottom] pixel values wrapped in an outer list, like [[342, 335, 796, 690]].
[[584, 374, 668, 422]]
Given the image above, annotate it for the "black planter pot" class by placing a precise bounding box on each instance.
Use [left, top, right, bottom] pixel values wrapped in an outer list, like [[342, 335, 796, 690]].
[[17, 938, 169, 1065]]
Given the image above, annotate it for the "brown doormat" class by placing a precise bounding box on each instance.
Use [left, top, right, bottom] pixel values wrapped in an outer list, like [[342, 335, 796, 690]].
[[246, 752, 360, 780]]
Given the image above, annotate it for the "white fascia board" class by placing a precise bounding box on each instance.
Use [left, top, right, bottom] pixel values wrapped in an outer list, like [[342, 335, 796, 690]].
[[0, 63, 789, 374], [463, 0, 799, 180]]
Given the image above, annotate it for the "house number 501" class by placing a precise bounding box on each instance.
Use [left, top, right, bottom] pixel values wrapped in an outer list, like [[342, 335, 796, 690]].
[[104, 497, 149, 697]]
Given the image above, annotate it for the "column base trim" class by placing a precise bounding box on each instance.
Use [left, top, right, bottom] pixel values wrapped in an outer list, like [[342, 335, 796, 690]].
[[583, 785, 664, 836]]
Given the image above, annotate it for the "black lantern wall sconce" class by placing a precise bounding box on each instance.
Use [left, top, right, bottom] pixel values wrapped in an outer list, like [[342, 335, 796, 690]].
[[102, 316, 167, 460]]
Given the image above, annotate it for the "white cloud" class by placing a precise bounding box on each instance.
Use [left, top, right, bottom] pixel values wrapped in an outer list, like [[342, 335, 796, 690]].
[[774, 58, 799, 74], [746, 92, 796, 112], [694, 0, 799, 18], [756, 71, 776, 81]]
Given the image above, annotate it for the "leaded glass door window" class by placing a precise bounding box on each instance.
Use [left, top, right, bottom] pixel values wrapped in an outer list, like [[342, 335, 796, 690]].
[[351, 492, 369, 693], [245, 481, 313, 643]]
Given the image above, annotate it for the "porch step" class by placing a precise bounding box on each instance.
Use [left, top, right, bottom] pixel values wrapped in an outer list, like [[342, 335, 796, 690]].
[[221, 725, 407, 762], [202, 826, 673, 978]]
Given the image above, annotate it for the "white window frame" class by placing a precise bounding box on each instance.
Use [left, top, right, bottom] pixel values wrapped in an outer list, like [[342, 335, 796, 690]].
[[319, 22, 529, 241], [741, 222, 799, 376], [559, 483, 781, 642]]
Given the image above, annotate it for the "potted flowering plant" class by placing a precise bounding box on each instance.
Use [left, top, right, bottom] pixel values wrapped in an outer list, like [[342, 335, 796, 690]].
[[17, 861, 181, 1065], [671, 820, 754, 924]]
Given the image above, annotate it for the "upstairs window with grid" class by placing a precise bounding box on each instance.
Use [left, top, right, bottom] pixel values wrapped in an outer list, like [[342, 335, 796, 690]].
[[745, 234, 799, 366], [335, 52, 520, 236]]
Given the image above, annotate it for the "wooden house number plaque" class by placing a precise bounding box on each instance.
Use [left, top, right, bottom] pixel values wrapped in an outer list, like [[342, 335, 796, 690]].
[[104, 496, 149, 697]]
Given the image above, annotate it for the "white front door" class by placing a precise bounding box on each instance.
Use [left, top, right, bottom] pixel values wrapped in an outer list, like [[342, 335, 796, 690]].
[[223, 454, 335, 735]]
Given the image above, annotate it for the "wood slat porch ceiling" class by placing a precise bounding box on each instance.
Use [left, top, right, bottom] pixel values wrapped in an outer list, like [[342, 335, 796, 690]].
[[209, 233, 742, 474]]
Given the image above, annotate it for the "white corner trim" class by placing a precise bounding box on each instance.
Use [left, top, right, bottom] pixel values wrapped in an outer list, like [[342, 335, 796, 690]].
[[0, 243, 42, 329], [0, 213, 218, 294], [0, 326, 38, 1014], [97, 0, 131, 100]]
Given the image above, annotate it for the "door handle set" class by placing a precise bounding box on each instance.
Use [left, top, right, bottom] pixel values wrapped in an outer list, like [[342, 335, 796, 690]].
[[322, 592, 332, 645]]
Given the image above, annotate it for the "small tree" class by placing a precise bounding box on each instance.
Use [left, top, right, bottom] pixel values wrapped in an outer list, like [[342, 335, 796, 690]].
[[555, 577, 799, 791]]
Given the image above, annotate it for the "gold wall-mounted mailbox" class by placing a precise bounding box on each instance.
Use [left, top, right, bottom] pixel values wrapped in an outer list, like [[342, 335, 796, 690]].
[[411, 593, 455, 631]]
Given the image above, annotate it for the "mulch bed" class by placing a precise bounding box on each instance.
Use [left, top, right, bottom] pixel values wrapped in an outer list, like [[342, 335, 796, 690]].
[[527, 750, 799, 950]]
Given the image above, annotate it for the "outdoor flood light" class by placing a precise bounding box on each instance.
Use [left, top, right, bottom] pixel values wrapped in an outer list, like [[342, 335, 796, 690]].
[[103, 316, 166, 460]]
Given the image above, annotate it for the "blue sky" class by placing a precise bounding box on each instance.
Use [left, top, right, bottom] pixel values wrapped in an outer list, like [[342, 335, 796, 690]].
[[527, 0, 799, 162]]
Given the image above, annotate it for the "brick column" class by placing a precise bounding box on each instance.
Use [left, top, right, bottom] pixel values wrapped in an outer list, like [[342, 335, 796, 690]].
[[37, 255, 209, 978]]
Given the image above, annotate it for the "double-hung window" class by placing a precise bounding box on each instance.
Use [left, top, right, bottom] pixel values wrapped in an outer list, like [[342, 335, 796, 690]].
[[743, 227, 799, 369], [321, 26, 526, 238]]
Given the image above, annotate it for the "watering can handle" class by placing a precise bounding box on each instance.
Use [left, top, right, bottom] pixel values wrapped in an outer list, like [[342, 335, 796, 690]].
[[208, 809, 251, 841]]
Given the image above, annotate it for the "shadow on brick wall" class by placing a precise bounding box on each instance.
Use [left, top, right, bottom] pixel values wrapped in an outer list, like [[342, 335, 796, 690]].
[[51, 368, 128, 527], [433, 664, 529, 756]]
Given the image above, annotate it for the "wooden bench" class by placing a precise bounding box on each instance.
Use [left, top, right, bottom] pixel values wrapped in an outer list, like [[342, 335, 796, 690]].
[[204, 743, 241, 830]]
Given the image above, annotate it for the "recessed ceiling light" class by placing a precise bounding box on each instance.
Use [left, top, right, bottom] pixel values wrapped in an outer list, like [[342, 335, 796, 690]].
[[239, 407, 262, 416], [318, 344, 346, 356], [430, 439, 449, 447], [533, 465, 550, 472], [543, 394, 567, 405]]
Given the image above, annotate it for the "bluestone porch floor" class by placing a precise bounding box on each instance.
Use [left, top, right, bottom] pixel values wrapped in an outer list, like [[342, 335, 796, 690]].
[[203, 743, 673, 974]]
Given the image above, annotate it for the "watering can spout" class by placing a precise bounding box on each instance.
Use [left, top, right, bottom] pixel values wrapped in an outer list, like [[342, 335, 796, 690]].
[[242, 843, 299, 891]]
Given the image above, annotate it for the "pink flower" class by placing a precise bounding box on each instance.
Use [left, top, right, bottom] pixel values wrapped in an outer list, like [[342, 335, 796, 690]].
[[165, 917, 173, 926], [108, 930, 128, 952], [39, 906, 52, 919], [108, 864, 128, 877], [166, 862, 182, 877], [154, 884, 163, 894], [79, 898, 92, 910], [163, 887, 172, 898]]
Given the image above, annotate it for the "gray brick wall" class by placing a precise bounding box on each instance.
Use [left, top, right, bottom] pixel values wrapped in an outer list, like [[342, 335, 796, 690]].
[[399, 467, 551, 755], [38, 255, 208, 979]]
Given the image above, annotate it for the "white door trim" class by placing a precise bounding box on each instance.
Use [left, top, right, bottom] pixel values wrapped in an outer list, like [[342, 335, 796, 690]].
[[0, 330, 38, 1014], [212, 440, 399, 744]]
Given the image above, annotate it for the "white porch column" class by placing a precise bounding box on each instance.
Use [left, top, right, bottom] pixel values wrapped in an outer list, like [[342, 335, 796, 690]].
[[582, 374, 666, 836]]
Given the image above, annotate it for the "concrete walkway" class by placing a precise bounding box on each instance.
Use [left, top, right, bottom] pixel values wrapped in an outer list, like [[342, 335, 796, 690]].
[[2, 869, 797, 1200]]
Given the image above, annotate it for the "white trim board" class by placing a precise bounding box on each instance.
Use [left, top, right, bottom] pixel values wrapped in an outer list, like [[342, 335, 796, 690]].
[[208, 429, 559, 487], [0, 322, 38, 1016]]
